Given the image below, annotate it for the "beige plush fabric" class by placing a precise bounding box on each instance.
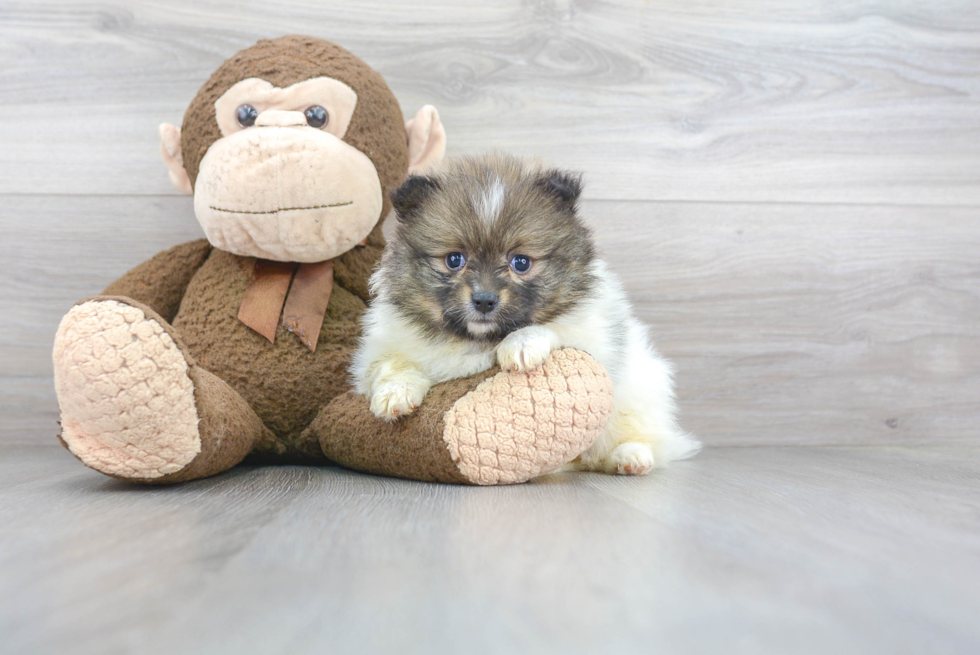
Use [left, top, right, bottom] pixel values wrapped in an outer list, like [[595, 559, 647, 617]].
[[193, 125, 382, 263], [159, 123, 192, 194], [443, 349, 615, 485], [405, 105, 446, 173], [53, 300, 201, 479]]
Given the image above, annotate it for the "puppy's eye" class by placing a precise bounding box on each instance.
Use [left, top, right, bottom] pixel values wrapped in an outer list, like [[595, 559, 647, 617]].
[[445, 252, 466, 271], [304, 105, 329, 128], [510, 254, 532, 274], [236, 104, 259, 127]]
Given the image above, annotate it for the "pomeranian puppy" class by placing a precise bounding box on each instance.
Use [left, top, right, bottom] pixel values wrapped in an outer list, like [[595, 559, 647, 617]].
[[352, 153, 700, 475]]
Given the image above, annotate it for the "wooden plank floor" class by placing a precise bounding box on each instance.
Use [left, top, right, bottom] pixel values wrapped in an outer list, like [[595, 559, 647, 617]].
[[1, 2, 978, 653], [2, 444, 978, 654]]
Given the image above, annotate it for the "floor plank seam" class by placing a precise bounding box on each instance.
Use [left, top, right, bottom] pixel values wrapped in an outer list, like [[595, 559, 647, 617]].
[[3, 192, 980, 211]]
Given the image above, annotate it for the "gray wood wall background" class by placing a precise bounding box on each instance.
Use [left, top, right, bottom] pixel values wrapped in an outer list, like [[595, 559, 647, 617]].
[[2, 0, 978, 447]]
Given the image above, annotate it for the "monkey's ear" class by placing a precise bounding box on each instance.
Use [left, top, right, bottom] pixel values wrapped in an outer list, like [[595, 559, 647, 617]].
[[535, 169, 583, 211], [159, 123, 193, 195], [406, 105, 446, 174], [390, 175, 440, 222]]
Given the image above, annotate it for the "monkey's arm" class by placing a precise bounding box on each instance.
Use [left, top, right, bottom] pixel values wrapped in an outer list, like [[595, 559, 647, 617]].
[[309, 348, 615, 485], [102, 239, 213, 323]]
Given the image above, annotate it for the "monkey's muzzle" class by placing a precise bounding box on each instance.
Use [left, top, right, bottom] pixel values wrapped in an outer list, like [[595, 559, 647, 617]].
[[193, 126, 382, 262]]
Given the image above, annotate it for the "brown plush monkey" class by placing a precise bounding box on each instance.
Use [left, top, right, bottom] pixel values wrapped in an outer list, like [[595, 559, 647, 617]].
[[52, 36, 614, 485]]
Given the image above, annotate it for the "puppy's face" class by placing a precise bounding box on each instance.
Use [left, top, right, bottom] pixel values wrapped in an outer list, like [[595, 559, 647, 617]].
[[380, 154, 596, 342]]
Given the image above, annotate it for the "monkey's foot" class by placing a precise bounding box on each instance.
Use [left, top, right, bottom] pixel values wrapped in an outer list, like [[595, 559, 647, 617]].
[[53, 299, 202, 480], [314, 348, 616, 485]]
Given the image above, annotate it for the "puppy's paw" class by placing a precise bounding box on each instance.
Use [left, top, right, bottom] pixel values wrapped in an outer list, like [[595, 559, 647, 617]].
[[606, 442, 656, 476], [370, 381, 427, 421], [497, 327, 555, 372]]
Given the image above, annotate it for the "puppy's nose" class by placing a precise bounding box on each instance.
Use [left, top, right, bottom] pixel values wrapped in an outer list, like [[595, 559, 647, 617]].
[[471, 291, 499, 315]]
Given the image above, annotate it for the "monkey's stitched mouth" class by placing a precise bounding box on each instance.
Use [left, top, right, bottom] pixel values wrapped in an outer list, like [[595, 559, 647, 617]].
[[209, 201, 353, 215]]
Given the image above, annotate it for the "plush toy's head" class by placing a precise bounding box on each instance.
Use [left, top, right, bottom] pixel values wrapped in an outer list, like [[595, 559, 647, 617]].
[[160, 36, 445, 263]]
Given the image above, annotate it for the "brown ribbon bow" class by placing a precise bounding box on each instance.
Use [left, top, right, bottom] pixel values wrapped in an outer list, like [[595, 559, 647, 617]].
[[238, 259, 334, 352]]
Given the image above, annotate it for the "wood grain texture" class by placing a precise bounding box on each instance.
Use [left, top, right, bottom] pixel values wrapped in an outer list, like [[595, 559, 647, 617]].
[[1, 445, 978, 654], [1, 0, 978, 202], [3, 195, 977, 446], [590, 200, 980, 446]]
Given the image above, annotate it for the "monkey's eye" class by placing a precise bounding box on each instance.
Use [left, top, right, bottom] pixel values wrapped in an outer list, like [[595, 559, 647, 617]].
[[236, 104, 258, 128], [510, 254, 532, 274], [445, 252, 466, 271], [304, 105, 329, 128]]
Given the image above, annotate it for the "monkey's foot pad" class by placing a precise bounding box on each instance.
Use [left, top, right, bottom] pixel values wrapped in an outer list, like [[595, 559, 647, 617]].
[[53, 300, 201, 479], [443, 349, 615, 485]]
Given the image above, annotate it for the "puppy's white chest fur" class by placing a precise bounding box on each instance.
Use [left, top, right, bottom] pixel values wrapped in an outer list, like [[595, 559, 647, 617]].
[[357, 303, 498, 385]]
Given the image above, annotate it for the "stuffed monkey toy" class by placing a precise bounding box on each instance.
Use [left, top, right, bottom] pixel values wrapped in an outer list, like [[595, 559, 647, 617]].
[[52, 36, 614, 485]]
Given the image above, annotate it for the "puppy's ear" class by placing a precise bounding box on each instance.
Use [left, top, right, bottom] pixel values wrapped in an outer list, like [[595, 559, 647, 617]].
[[534, 169, 583, 212], [390, 175, 441, 222]]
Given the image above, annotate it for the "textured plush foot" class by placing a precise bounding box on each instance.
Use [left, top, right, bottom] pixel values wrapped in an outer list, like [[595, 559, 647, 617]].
[[606, 442, 656, 476], [315, 348, 616, 486], [443, 349, 614, 484], [53, 299, 201, 479]]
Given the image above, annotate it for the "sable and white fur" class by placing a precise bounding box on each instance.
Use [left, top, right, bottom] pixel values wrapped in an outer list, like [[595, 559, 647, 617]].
[[352, 154, 699, 475]]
